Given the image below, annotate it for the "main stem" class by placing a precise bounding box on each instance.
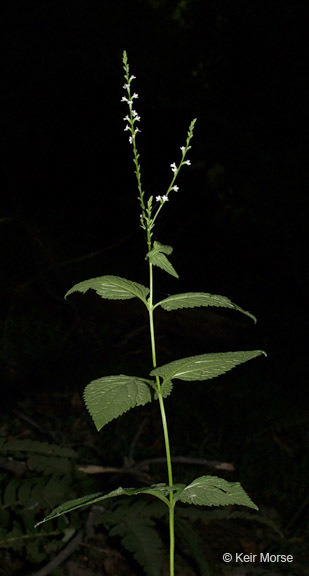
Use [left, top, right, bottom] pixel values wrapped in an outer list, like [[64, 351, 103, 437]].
[[147, 242, 175, 576]]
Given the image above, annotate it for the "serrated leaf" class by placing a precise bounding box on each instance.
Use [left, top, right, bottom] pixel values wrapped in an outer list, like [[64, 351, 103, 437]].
[[154, 380, 173, 400], [35, 483, 174, 527], [150, 350, 266, 385], [152, 241, 173, 255], [152, 252, 179, 278], [146, 242, 179, 278], [110, 499, 163, 576], [155, 292, 256, 322], [65, 275, 149, 304], [83, 375, 153, 431], [35, 488, 126, 526], [175, 476, 258, 510], [175, 517, 211, 576]]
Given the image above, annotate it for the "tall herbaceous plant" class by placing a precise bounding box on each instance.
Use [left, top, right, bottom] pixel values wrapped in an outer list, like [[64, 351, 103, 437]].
[[35, 52, 266, 576]]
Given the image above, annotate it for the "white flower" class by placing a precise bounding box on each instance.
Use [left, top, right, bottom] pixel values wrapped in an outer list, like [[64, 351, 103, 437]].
[[173, 185, 179, 192], [156, 195, 162, 202], [184, 159, 191, 166], [132, 110, 141, 120], [124, 125, 130, 131], [121, 96, 129, 103], [170, 162, 177, 173], [129, 136, 133, 144], [123, 83, 130, 89], [129, 75, 136, 81], [180, 146, 186, 153], [162, 195, 169, 202], [132, 93, 138, 99], [123, 115, 130, 121]]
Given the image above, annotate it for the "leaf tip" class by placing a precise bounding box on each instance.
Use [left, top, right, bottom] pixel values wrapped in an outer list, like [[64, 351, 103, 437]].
[[34, 519, 46, 528]]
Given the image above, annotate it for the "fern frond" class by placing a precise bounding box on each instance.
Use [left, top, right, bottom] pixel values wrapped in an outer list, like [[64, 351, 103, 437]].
[[107, 499, 164, 576]]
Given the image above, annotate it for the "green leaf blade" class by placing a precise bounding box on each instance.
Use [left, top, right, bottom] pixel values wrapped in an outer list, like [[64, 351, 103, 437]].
[[156, 292, 256, 322], [146, 241, 179, 278], [150, 350, 266, 384], [176, 476, 258, 510], [108, 499, 164, 576], [35, 483, 173, 527], [65, 275, 149, 304], [152, 241, 173, 255], [84, 375, 152, 431], [150, 252, 179, 278], [35, 488, 127, 527]]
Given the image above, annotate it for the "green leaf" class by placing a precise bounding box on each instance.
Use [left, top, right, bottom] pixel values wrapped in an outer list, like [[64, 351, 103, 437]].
[[84, 375, 153, 431], [151, 241, 173, 255], [35, 488, 127, 526], [35, 483, 175, 527], [109, 499, 163, 576], [154, 380, 173, 400], [175, 476, 258, 510], [175, 517, 211, 576], [146, 241, 179, 278], [155, 292, 257, 322], [65, 275, 149, 304], [150, 350, 266, 385]]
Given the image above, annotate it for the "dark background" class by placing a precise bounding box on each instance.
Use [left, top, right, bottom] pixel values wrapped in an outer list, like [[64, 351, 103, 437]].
[[0, 1, 308, 574]]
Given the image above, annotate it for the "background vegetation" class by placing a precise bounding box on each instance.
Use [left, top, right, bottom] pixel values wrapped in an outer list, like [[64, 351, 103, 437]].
[[1, 1, 308, 574]]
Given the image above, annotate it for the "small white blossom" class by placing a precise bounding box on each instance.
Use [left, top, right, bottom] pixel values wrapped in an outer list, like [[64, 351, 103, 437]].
[[132, 93, 138, 99], [123, 115, 130, 121], [123, 83, 130, 89], [156, 195, 169, 202], [129, 75, 136, 81], [132, 110, 141, 120], [180, 146, 186, 153], [121, 96, 129, 103], [124, 125, 130, 131], [173, 185, 179, 192], [184, 159, 191, 165], [129, 136, 133, 144], [170, 162, 177, 173]]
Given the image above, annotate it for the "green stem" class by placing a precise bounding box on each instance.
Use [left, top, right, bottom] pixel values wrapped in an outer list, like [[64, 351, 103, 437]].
[[158, 392, 175, 576], [147, 247, 175, 576]]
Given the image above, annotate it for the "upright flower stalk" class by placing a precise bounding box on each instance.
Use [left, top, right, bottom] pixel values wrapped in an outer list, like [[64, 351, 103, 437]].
[[121, 50, 196, 576], [122, 50, 196, 252]]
